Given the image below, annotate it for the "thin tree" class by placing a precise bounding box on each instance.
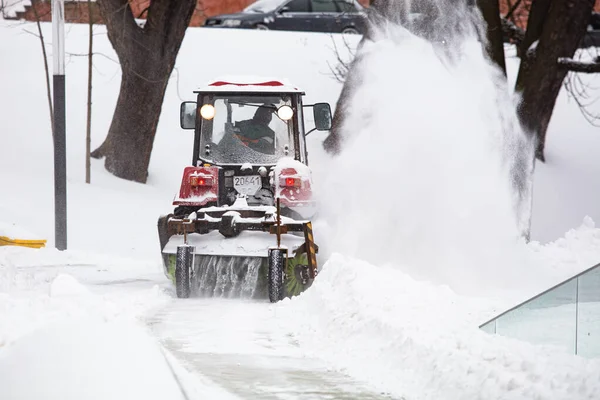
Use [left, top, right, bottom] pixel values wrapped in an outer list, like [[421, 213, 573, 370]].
[[86, 0, 93, 184], [32, 0, 54, 137], [477, 0, 506, 75], [92, 0, 196, 183]]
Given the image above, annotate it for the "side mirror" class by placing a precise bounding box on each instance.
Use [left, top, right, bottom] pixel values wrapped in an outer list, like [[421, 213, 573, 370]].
[[180, 101, 197, 130], [313, 103, 332, 131], [279, 6, 290, 13]]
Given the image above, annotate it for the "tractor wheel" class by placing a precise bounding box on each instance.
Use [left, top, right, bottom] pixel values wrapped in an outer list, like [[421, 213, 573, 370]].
[[268, 248, 286, 303], [175, 245, 194, 298], [285, 253, 310, 298]]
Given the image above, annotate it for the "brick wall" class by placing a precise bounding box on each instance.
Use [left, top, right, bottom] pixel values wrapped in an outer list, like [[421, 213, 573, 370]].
[[499, 0, 600, 29], [14, 1, 103, 24], [13, 0, 370, 27]]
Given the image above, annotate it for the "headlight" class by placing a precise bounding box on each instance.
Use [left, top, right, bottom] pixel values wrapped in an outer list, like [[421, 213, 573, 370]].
[[277, 105, 294, 121], [222, 19, 242, 27], [200, 104, 216, 120]]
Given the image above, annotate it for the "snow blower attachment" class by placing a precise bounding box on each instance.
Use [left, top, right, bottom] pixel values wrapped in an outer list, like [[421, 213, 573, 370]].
[[157, 77, 331, 302]]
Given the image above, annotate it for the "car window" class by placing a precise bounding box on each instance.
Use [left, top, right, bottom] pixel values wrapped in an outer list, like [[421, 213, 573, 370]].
[[311, 0, 337, 12], [591, 13, 600, 30], [244, 0, 288, 13], [335, 1, 357, 12], [283, 0, 310, 12]]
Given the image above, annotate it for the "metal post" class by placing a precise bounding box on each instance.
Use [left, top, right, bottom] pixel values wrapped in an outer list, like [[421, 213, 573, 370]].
[[53, 0, 67, 250], [575, 277, 580, 355]]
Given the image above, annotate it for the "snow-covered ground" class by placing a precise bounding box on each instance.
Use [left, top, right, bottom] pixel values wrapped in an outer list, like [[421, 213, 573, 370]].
[[1, 13, 600, 400]]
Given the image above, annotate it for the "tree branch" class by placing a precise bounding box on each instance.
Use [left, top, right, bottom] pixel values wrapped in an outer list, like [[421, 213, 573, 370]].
[[137, 6, 149, 19], [505, 0, 523, 20], [558, 57, 600, 73], [477, 0, 506, 75]]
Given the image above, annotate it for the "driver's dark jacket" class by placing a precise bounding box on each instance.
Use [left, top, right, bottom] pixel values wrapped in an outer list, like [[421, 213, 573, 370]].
[[234, 120, 275, 143]]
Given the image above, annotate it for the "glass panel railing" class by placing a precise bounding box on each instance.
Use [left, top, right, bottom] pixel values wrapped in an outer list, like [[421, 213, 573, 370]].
[[480, 320, 496, 334], [577, 266, 600, 357], [479, 262, 600, 358], [496, 278, 577, 352]]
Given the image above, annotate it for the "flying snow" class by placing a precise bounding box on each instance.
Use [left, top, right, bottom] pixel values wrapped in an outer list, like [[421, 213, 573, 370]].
[[316, 0, 536, 297]]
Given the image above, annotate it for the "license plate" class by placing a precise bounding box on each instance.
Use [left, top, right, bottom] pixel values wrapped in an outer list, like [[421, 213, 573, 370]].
[[233, 175, 262, 196]]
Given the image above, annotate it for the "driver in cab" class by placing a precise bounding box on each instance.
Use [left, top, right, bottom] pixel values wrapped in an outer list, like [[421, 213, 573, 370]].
[[233, 107, 275, 154]]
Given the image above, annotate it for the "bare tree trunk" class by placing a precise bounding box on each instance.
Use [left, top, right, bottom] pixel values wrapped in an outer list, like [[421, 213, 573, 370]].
[[477, 0, 506, 75], [100, 68, 169, 182], [86, 0, 93, 184], [32, 1, 54, 137], [323, 0, 403, 154], [322, 54, 364, 154], [94, 0, 196, 183], [516, 0, 594, 161], [516, 0, 550, 59]]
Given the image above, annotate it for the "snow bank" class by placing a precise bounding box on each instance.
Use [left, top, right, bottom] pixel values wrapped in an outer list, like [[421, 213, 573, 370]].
[[529, 217, 600, 283], [0, 317, 186, 400], [278, 253, 600, 400], [0, 221, 42, 240], [0, 246, 171, 346], [50, 273, 93, 297]]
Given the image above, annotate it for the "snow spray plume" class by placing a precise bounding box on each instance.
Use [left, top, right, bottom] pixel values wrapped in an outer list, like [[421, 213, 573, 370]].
[[318, 0, 536, 296]]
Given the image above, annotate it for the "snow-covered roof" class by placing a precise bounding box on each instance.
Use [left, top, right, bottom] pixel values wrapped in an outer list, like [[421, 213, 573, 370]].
[[195, 76, 304, 94]]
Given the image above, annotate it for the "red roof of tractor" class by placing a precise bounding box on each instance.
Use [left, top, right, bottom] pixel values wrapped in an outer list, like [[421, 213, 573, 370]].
[[195, 77, 304, 94]]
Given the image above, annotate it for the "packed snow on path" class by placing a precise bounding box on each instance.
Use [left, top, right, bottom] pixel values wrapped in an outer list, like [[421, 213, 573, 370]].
[[1, 8, 600, 400]]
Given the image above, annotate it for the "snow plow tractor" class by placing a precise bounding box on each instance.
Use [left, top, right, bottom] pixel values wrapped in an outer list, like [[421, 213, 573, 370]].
[[157, 77, 332, 302]]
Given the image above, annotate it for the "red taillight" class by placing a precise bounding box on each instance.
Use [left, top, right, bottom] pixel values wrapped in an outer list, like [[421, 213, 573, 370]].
[[190, 176, 212, 187], [174, 166, 219, 207], [282, 177, 301, 187]]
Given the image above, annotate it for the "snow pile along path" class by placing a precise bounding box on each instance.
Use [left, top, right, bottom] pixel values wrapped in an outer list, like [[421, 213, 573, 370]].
[[0, 318, 186, 400], [528, 216, 600, 279], [278, 253, 600, 400], [0, 245, 171, 343], [0, 245, 187, 399]]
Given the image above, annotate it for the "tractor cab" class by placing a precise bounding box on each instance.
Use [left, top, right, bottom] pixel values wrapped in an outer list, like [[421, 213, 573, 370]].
[[177, 78, 332, 214]]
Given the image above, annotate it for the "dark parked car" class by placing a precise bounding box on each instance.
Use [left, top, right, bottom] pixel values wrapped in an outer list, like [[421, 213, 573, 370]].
[[204, 0, 367, 35]]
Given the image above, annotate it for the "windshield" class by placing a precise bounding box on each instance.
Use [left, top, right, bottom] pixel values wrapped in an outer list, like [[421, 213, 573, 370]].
[[199, 94, 296, 165], [244, 0, 287, 13]]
